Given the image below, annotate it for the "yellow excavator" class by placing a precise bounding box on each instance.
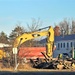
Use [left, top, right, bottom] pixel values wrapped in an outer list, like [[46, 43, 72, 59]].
[[0, 47, 12, 68], [13, 26, 54, 59], [0, 49, 6, 60]]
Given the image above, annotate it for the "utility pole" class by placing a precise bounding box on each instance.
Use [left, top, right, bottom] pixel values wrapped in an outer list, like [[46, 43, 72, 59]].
[[13, 48, 18, 70]]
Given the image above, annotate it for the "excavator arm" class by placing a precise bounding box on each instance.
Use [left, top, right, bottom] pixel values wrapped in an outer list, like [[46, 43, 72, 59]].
[[13, 26, 54, 58]]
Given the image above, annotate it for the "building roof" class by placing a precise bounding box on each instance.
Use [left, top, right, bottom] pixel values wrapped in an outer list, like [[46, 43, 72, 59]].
[[55, 34, 75, 42], [40, 34, 75, 43]]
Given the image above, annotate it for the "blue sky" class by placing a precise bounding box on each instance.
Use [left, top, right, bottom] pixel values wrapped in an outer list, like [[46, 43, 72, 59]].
[[0, 0, 75, 36]]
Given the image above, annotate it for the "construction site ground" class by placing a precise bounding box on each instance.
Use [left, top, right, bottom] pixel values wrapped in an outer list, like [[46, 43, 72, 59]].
[[0, 62, 75, 72]]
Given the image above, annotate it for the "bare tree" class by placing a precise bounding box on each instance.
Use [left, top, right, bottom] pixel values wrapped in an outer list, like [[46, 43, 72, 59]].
[[27, 18, 42, 32], [26, 18, 43, 47], [59, 19, 70, 35], [71, 20, 75, 34]]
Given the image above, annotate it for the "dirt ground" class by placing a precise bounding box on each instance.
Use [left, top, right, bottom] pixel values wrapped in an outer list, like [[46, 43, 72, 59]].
[[0, 62, 75, 72], [0, 62, 40, 71]]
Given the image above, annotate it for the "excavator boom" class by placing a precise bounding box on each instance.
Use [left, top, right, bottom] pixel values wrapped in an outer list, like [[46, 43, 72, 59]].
[[13, 31, 48, 48]]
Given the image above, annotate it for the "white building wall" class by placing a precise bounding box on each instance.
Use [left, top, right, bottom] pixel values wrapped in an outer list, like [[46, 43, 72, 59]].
[[53, 40, 75, 58]]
